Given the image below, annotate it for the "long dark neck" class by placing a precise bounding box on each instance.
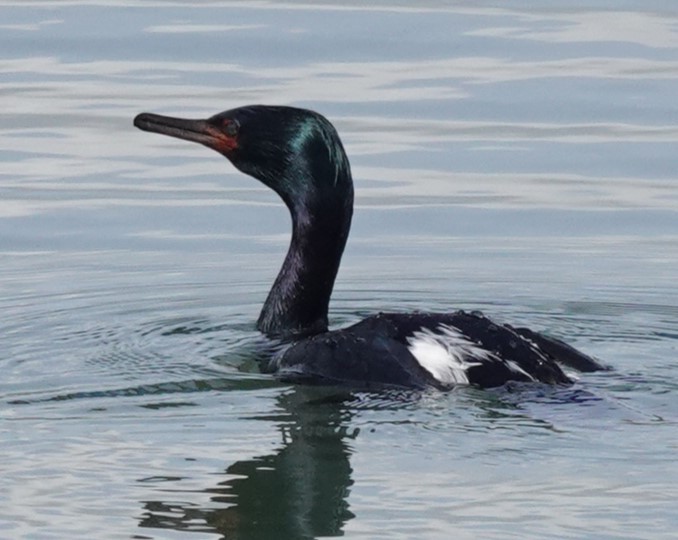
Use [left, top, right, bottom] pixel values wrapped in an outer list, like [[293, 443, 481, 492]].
[[257, 185, 353, 338]]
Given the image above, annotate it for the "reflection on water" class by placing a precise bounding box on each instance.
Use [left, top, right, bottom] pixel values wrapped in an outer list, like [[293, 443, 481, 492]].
[[133, 383, 623, 539], [139, 387, 357, 539], [2, 0, 678, 539]]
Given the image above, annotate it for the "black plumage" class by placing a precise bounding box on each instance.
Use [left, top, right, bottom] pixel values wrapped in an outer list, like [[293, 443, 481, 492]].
[[134, 105, 607, 389]]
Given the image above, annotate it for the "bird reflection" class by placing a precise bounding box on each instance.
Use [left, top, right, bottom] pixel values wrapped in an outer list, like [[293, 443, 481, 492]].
[[137, 386, 357, 539]]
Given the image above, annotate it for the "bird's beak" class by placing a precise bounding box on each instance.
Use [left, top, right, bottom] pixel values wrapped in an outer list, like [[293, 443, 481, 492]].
[[133, 113, 236, 153]]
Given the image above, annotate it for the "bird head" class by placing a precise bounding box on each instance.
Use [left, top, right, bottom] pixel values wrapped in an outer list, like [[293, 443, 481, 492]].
[[134, 105, 352, 212]]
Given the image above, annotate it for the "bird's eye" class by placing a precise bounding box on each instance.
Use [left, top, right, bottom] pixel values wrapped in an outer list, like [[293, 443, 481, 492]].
[[224, 120, 239, 137]]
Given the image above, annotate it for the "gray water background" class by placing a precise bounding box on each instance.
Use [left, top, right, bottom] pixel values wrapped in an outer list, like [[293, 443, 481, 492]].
[[1, 1, 677, 539]]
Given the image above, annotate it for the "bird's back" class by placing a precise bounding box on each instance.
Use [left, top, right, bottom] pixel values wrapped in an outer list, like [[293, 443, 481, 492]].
[[270, 311, 601, 389]]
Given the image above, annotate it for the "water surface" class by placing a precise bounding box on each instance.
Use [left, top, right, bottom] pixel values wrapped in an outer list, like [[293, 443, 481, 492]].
[[2, 1, 677, 539]]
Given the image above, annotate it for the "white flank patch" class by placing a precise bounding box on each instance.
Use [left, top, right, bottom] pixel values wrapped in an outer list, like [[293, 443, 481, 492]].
[[407, 324, 499, 385]]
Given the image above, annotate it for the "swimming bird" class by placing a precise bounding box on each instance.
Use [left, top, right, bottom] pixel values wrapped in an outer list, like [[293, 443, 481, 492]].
[[134, 105, 606, 389]]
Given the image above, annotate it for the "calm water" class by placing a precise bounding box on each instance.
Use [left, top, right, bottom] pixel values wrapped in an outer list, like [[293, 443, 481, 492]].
[[2, 1, 678, 539]]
